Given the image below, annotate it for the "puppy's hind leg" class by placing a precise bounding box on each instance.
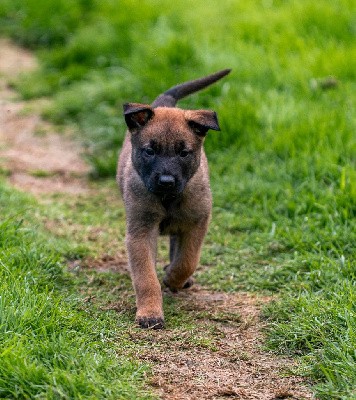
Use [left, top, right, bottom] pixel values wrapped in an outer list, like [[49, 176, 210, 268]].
[[163, 221, 209, 292], [169, 235, 177, 264], [164, 235, 193, 291]]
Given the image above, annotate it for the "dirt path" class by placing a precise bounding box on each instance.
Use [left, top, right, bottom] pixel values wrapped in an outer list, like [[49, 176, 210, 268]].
[[0, 39, 89, 195], [135, 288, 312, 400], [0, 39, 314, 400]]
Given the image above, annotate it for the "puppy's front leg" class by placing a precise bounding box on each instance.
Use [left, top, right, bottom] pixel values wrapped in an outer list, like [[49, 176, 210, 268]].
[[126, 226, 164, 329]]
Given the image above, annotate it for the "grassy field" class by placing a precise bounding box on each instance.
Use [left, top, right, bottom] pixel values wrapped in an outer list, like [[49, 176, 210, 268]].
[[1, 0, 355, 398], [0, 183, 154, 399]]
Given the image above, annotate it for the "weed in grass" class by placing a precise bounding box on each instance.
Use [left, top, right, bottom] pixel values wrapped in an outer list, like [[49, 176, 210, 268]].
[[0, 167, 11, 177], [29, 169, 57, 178]]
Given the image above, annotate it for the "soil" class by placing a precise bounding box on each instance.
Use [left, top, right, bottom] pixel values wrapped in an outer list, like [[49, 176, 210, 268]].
[[0, 38, 89, 195], [0, 39, 315, 399], [134, 287, 313, 400]]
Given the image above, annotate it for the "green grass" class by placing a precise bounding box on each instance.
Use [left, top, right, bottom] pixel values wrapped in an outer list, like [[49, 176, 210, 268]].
[[0, 183, 153, 399], [1, 0, 356, 398]]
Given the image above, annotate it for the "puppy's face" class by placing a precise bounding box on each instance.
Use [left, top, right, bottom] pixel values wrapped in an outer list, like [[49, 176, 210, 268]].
[[124, 105, 220, 196]]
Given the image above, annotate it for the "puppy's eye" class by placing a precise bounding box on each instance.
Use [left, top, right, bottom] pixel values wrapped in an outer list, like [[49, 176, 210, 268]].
[[188, 121, 209, 136], [180, 149, 190, 158], [144, 147, 155, 156]]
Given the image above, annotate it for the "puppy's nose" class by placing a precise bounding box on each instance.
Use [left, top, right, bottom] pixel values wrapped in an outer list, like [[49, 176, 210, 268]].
[[158, 174, 175, 188]]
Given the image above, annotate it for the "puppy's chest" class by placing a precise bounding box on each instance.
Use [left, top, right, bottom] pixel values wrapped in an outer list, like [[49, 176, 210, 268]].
[[158, 199, 197, 234]]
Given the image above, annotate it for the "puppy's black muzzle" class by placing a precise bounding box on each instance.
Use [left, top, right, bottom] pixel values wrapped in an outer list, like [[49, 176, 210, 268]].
[[150, 173, 182, 196]]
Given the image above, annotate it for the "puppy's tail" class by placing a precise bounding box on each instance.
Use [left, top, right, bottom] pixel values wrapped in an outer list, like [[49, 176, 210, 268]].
[[151, 69, 231, 108]]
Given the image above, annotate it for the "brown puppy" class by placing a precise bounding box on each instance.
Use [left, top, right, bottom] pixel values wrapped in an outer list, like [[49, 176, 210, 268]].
[[117, 69, 231, 329]]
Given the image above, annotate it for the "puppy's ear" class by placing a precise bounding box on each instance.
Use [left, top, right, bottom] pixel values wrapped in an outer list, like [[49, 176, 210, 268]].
[[123, 103, 154, 130], [185, 110, 220, 137]]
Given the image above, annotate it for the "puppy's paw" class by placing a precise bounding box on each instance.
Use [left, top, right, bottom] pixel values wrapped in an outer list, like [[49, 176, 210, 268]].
[[163, 276, 194, 292], [183, 277, 194, 289], [136, 316, 165, 330]]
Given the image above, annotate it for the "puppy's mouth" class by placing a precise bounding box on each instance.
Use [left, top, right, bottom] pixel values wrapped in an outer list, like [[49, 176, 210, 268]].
[[148, 186, 181, 196]]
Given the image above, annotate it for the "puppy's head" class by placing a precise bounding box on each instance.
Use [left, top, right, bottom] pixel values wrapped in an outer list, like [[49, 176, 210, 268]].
[[123, 103, 220, 196]]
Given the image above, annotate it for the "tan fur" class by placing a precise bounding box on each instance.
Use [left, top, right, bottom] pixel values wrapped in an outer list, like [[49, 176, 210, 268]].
[[117, 73, 228, 329]]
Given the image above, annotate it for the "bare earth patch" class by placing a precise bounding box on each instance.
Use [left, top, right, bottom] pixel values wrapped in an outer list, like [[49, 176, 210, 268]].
[[84, 255, 314, 400], [0, 39, 314, 399], [145, 288, 312, 400], [69, 253, 129, 274], [0, 38, 89, 195]]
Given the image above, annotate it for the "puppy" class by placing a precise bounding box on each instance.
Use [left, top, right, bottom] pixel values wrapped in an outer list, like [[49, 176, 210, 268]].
[[117, 69, 231, 329]]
